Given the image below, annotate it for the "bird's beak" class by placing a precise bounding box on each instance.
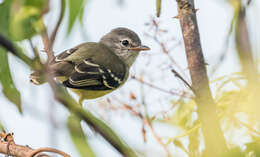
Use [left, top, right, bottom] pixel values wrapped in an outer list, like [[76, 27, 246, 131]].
[[129, 45, 150, 51]]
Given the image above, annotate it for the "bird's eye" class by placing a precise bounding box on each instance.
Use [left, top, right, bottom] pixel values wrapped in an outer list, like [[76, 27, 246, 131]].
[[121, 40, 129, 47]]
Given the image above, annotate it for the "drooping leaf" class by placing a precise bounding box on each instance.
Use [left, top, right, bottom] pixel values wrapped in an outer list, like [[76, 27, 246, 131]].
[[67, 114, 96, 157], [67, 0, 86, 34], [156, 0, 161, 17], [0, 48, 22, 113], [173, 139, 189, 155], [0, 1, 11, 37], [79, 0, 87, 26]]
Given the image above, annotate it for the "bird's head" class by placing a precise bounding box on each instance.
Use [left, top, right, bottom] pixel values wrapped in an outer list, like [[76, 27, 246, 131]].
[[100, 27, 150, 67]]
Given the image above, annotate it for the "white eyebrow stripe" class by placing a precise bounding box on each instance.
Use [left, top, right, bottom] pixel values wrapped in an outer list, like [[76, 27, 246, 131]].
[[84, 60, 100, 67]]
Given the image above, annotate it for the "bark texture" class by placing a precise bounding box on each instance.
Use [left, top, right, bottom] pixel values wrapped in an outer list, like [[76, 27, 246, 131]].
[[175, 0, 227, 156], [0, 141, 50, 157], [235, 5, 257, 85]]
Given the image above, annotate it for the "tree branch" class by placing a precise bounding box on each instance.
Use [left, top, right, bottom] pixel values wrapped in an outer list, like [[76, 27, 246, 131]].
[[175, 0, 227, 156], [0, 141, 49, 157], [0, 132, 69, 157], [0, 34, 34, 67], [235, 2, 257, 86]]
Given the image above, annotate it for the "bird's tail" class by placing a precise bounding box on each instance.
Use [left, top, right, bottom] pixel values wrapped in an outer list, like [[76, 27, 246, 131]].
[[30, 71, 46, 85]]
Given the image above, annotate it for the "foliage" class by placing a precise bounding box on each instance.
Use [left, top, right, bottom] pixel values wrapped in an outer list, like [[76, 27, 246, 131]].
[[156, 0, 161, 17], [161, 72, 260, 157], [67, 114, 96, 157], [0, 48, 22, 112], [0, 1, 22, 112], [0, 0, 137, 157], [67, 0, 87, 33]]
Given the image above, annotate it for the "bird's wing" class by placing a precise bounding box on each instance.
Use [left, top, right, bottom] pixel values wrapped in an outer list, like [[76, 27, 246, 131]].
[[49, 47, 78, 76], [50, 42, 127, 90]]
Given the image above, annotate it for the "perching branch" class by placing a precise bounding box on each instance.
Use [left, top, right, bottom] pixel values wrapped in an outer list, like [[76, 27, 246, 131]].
[[175, 0, 227, 156]]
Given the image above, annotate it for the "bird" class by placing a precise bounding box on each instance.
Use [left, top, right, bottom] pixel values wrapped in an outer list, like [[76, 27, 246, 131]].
[[30, 27, 150, 103]]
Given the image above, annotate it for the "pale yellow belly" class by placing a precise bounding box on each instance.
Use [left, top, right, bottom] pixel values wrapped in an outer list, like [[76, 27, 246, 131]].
[[71, 88, 114, 99]]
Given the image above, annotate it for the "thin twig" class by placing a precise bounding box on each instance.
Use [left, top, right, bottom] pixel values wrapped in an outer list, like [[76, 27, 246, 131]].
[[41, 30, 54, 63], [0, 34, 17, 55], [29, 40, 41, 61], [144, 119, 172, 157], [146, 18, 189, 80], [0, 34, 34, 66], [131, 75, 193, 98], [247, 0, 252, 5], [49, 0, 65, 50], [171, 69, 194, 93], [26, 147, 71, 157]]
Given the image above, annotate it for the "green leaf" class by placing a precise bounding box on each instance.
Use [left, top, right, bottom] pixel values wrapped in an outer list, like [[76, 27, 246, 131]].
[[24, 0, 47, 10], [0, 48, 22, 113], [78, 3, 85, 26], [67, 114, 96, 157], [0, 1, 11, 37], [173, 139, 189, 155], [156, 0, 161, 17], [67, 0, 85, 34], [9, 5, 45, 41]]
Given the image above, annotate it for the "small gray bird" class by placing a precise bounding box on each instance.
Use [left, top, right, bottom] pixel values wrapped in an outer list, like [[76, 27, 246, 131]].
[[30, 27, 150, 102]]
